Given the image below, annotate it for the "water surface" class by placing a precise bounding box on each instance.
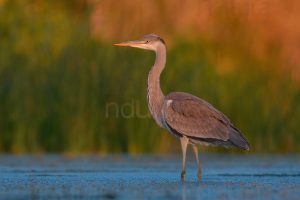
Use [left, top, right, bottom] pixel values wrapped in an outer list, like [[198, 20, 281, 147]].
[[0, 154, 299, 199]]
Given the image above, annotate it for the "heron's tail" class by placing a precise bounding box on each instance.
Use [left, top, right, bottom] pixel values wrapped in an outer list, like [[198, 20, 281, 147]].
[[229, 126, 250, 150]]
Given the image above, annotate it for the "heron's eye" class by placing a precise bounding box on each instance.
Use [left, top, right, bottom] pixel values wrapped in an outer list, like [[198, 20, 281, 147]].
[[146, 40, 149, 43]]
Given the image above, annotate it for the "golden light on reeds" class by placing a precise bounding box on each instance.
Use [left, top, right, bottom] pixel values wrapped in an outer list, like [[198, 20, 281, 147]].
[[90, 0, 300, 82], [0, 0, 300, 153]]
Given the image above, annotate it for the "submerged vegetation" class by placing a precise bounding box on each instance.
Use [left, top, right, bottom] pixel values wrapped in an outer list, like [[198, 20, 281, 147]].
[[0, 0, 300, 153]]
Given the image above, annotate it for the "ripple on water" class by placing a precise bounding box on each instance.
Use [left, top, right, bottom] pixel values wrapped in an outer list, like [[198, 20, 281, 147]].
[[0, 154, 300, 200]]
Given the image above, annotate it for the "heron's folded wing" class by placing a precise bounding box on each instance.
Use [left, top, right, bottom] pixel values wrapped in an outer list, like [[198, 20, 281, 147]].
[[163, 96, 231, 141]]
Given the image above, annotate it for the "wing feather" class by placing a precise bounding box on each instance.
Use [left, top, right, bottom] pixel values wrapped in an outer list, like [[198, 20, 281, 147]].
[[163, 92, 230, 141], [162, 92, 250, 150]]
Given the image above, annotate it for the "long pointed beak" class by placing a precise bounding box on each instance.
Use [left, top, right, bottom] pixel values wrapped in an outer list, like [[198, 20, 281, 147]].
[[114, 40, 145, 48]]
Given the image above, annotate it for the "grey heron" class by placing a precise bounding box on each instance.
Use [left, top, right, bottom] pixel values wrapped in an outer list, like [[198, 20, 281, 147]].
[[115, 34, 250, 181]]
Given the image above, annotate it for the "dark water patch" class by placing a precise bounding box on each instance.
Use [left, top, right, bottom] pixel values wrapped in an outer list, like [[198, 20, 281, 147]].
[[218, 173, 300, 177], [30, 174, 78, 177]]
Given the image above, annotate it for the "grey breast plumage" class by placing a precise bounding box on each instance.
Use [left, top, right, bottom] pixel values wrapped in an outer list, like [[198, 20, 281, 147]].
[[162, 92, 250, 150]]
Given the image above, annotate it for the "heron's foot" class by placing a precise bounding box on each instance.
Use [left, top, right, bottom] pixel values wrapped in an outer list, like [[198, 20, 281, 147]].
[[181, 170, 186, 182], [197, 170, 202, 180]]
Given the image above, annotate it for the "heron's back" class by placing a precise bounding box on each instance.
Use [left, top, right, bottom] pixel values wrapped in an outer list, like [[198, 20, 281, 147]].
[[162, 92, 250, 150]]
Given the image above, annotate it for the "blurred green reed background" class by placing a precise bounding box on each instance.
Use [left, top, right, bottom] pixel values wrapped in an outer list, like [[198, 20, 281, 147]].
[[0, 0, 300, 154]]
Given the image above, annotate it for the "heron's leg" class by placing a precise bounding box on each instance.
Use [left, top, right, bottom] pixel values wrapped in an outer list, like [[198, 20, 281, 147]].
[[180, 136, 189, 181], [192, 144, 202, 180]]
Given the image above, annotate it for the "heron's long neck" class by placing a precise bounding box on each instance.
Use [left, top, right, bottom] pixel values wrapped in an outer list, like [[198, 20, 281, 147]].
[[147, 44, 166, 127]]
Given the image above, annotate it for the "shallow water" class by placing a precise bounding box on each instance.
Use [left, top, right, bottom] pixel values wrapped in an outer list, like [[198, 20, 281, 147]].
[[0, 154, 300, 199]]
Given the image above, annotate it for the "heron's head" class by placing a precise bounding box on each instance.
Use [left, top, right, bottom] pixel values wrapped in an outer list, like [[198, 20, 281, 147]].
[[114, 34, 165, 51]]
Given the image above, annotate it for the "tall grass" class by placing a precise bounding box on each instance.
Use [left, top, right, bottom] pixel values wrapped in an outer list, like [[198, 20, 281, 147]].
[[0, 0, 299, 153]]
